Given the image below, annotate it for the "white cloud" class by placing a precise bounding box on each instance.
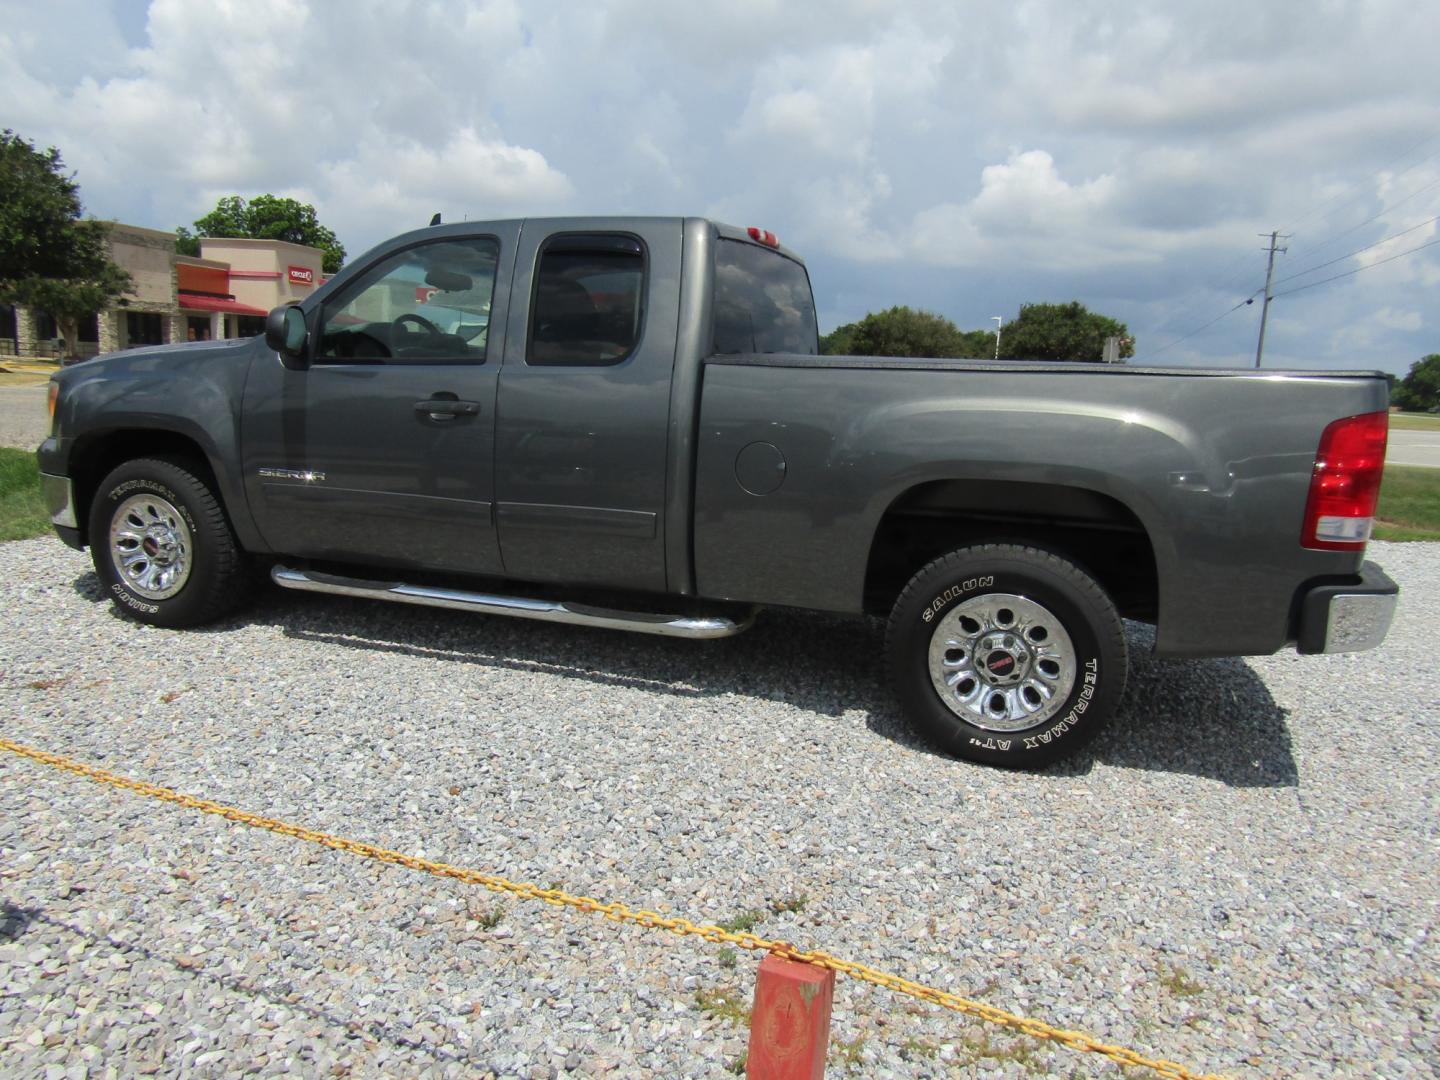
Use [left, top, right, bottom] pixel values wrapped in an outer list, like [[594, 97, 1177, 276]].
[[316, 127, 572, 240], [1374, 307, 1422, 332], [907, 151, 1132, 270]]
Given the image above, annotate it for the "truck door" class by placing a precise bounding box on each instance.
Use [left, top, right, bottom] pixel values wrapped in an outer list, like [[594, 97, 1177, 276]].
[[494, 221, 682, 592], [241, 226, 518, 576]]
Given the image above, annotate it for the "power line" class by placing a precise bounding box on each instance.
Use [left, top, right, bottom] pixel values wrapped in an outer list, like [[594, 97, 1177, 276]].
[[1178, 130, 1440, 316], [1143, 295, 1257, 360], [1280, 131, 1440, 237], [1286, 171, 1440, 264], [1271, 236, 1440, 298], [1272, 214, 1440, 286]]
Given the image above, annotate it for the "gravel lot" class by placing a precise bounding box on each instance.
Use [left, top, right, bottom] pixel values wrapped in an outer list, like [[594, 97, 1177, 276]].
[[1, 537, 1436, 1078]]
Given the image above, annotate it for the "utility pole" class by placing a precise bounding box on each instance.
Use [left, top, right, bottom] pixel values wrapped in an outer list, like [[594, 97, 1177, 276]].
[[992, 316, 1002, 360], [1254, 230, 1289, 368]]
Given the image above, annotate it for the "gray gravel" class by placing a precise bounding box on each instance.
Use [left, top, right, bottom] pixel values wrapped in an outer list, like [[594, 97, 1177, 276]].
[[1, 537, 1436, 1078], [0, 385, 50, 451]]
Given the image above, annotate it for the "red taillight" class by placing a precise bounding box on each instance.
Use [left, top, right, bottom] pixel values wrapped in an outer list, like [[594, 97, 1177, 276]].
[[746, 226, 779, 247], [1301, 411, 1388, 550]]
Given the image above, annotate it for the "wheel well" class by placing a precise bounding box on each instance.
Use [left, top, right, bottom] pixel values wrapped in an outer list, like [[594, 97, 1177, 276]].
[[68, 430, 218, 547], [863, 479, 1159, 621]]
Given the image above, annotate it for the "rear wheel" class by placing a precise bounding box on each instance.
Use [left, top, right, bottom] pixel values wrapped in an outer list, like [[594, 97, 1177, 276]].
[[886, 544, 1127, 768], [89, 457, 253, 628]]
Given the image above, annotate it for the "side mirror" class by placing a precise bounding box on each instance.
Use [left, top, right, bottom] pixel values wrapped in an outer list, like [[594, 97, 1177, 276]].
[[265, 305, 309, 370]]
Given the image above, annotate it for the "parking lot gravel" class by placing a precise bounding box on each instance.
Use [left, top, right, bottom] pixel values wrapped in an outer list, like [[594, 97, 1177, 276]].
[[1, 536, 1436, 1078]]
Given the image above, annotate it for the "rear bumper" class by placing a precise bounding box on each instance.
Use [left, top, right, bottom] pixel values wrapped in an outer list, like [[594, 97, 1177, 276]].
[[1296, 561, 1398, 654]]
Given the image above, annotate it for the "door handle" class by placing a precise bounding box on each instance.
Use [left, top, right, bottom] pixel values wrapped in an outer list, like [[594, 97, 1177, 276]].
[[415, 398, 480, 418]]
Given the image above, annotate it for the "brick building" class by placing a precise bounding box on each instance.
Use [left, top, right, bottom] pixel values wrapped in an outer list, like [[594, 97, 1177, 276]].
[[2, 224, 326, 360]]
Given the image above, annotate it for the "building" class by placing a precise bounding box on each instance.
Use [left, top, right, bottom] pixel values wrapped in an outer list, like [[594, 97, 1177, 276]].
[[2, 223, 327, 359]]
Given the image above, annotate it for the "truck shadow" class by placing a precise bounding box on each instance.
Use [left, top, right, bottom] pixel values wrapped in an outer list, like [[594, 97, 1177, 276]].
[[74, 574, 1296, 788]]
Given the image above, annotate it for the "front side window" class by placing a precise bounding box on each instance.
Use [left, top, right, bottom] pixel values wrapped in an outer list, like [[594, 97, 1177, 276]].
[[712, 239, 819, 355], [318, 237, 499, 364], [527, 235, 645, 367]]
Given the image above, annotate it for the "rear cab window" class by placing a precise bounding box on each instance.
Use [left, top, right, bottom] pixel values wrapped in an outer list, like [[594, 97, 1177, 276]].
[[527, 234, 645, 367], [711, 238, 819, 355]]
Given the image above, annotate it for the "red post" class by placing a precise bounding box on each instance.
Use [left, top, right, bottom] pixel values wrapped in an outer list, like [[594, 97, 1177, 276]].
[[746, 954, 835, 1080]]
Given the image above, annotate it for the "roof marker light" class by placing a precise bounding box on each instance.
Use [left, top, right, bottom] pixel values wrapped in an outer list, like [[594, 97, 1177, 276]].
[[746, 227, 780, 248]]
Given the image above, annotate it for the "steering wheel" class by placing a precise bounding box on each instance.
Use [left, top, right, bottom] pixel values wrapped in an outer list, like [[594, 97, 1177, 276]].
[[394, 312, 441, 336]]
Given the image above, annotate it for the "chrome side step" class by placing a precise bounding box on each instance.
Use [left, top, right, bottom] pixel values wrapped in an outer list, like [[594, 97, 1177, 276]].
[[270, 565, 755, 639]]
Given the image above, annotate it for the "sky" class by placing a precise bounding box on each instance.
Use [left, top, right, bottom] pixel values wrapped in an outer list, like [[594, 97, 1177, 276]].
[[2, 0, 1438, 375]]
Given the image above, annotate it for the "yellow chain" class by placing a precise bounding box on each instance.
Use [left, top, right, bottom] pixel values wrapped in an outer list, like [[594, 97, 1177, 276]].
[[0, 738, 1228, 1080]]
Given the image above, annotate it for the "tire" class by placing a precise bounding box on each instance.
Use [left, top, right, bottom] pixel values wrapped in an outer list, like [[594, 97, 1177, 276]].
[[886, 544, 1127, 768], [88, 457, 253, 628]]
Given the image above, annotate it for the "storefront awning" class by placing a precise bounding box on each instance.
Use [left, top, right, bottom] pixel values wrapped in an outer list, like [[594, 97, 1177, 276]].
[[178, 293, 268, 316]]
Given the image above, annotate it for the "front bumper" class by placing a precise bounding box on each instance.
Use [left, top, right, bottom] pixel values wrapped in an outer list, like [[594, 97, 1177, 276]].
[[1296, 562, 1399, 654], [41, 472, 84, 550]]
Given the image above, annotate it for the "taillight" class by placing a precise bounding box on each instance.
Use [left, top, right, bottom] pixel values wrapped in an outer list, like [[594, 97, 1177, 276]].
[[1301, 411, 1388, 550], [746, 226, 780, 248], [47, 381, 59, 428]]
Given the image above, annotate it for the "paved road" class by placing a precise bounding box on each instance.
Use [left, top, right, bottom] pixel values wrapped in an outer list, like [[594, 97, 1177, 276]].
[[0, 385, 48, 450], [1388, 428, 1440, 469]]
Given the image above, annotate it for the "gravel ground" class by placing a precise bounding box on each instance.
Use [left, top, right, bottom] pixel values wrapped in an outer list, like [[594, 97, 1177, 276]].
[[1, 537, 1436, 1079], [0, 385, 50, 451]]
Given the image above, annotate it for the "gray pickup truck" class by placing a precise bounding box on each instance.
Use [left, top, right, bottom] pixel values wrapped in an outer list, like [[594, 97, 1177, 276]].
[[38, 216, 1398, 767]]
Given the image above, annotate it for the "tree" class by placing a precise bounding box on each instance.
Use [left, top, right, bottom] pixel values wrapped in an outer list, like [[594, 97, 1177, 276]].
[[1391, 354, 1440, 412], [177, 194, 346, 273], [837, 306, 995, 359], [820, 321, 858, 356], [997, 301, 1134, 363], [0, 130, 132, 356]]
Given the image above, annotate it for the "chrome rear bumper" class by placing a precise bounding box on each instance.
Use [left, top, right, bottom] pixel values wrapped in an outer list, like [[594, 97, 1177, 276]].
[[1296, 562, 1399, 654]]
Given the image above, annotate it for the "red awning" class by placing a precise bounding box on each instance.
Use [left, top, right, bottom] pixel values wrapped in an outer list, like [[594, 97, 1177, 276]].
[[178, 293, 268, 316]]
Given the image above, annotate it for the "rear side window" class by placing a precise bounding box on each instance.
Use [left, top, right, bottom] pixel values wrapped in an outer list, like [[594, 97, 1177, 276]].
[[712, 239, 819, 355], [527, 234, 645, 366]]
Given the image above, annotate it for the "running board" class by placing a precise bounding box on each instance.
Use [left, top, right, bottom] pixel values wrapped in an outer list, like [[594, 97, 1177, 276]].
[[270, 565, 755, 639]]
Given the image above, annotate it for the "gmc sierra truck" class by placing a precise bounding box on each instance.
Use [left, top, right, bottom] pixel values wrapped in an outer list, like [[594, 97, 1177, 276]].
[[38, 217, 1399, 767]]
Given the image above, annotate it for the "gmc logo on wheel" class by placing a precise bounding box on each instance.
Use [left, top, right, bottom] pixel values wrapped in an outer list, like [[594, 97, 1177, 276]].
[[287, 265, 315, 286]]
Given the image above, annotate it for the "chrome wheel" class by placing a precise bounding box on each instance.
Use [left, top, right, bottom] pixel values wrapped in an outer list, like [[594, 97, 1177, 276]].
[[108, 493, 193, 600], [927, 592, 1076, 732]]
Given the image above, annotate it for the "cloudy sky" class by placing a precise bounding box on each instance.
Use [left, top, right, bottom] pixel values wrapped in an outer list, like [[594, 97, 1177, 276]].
[[3, 0, 1437, 374]]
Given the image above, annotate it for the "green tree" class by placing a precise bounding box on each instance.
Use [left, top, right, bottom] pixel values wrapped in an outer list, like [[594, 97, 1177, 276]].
[[998, 301, 1134, 362], [820, 321, 858, 355], [178, 193, 346, 273], [1392, 354, 1440, 412], [842, 306, 994, 358], [0, 130, 131, 357]]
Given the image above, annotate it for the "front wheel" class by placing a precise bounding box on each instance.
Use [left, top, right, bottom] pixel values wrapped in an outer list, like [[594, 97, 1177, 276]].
[[88, 457, 253, 628], [886, 544, 1127, 768]]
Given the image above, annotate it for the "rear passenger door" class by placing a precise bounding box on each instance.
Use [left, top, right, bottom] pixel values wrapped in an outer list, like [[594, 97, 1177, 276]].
[[494, 221, 682, 592]]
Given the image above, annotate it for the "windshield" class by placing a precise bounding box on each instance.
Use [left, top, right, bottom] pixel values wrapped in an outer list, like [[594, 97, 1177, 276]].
[[711, 239, 818, 355]]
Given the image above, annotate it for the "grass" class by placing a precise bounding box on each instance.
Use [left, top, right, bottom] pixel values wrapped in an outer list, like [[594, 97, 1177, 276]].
[[0, 371, 52, 387], [1375, 464, 1440, 541], [1389, 411, 1440, 432], [828, 1034, 867, 1070], [0, 448, 49, 542], [768, 893, 808, 916], [716, 909, 765, 934], [694, 985, 751, 1027], [1158, 964, 1206, 999]]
